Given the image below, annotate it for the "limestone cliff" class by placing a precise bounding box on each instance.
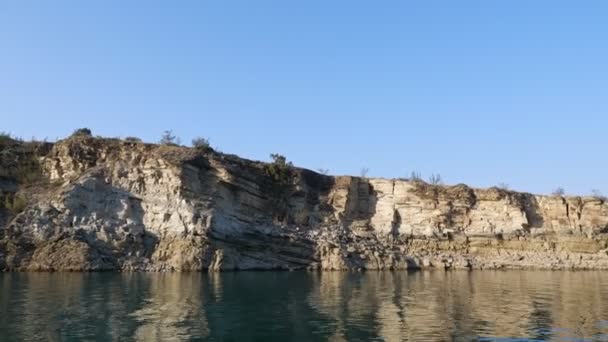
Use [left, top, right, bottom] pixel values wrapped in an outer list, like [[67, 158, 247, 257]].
[[1, 135, 607, 271]]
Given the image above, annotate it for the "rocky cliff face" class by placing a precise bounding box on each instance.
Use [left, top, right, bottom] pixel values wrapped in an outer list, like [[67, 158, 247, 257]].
[[1, 136, 607, 271]]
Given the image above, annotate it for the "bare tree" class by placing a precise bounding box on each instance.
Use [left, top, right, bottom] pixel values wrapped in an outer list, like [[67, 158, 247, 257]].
[[360, 168, 369, 178], [428, 173, 442, 185], [159, 130, 181, 145], [552, 187, 565, 196], [410, 171, 422, 182], [591, 189, 606, 200], [317, 168, 330, 175]]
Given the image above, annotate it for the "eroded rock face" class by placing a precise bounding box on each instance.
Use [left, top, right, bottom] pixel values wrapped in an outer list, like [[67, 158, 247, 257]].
[[1, 137, 608, 271]]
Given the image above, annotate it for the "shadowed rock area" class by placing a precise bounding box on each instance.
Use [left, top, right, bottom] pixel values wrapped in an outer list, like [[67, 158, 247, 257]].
[[1, 135, 608, 271]]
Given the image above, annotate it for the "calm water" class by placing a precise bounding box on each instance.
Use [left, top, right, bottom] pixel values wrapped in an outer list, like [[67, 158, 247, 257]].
[[1, 271, 608, 341]]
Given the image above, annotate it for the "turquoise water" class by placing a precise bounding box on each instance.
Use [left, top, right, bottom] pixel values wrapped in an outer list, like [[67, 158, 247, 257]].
[[1, 271, 608, 341]]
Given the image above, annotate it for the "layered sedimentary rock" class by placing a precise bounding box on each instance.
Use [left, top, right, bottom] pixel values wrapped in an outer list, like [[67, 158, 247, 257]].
[[1, 136, 607, 271]]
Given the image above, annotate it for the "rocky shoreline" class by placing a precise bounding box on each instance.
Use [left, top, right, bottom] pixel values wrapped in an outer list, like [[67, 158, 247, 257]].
[[1, 134, 607, 271]]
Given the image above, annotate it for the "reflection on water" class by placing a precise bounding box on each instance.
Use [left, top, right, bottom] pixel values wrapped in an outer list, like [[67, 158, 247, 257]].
[[1, 271, 608, 341], [130, 274, 209, 341]]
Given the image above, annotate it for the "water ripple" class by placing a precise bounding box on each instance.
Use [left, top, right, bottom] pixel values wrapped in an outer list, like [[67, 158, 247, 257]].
[[2, 271, 608, 341]]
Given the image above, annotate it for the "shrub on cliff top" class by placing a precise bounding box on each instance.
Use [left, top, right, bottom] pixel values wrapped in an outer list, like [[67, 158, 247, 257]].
[[124, 136, 142, 143], [71, 128, 92, 137], [265, 153, 293, 184], [192, 136, 210, 150], [264, 154, 294, 222]]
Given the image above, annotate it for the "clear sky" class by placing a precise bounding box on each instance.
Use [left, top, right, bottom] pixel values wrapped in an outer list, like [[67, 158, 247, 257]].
[[1, 1, 606, 195]]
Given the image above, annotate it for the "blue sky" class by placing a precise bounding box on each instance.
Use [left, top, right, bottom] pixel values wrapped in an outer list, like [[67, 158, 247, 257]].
[[1, 1, 606, 195]]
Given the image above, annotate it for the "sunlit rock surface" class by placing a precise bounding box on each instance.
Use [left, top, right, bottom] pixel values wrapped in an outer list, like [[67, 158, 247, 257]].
[[1, 136, 607, 271]]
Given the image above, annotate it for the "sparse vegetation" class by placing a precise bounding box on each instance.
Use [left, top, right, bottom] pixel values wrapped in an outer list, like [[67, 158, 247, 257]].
[[316, 168, 330, 175], [264, 153, 295, 221], [71, 128, 92, 137], [428, 173, 442, 185], [124, 136, 142, 143], [409, 171, 422, 182], [0, 136, 45, 186], [591, 189, 606, 201], [410, 181, 476, 206], [159, 130, 181, 145], [191, 136, 210, 150], [552, 187, 566, 196], [265, 154, 293, 184], [0, 132, 12, 147], [497, 182, 510, 190]]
